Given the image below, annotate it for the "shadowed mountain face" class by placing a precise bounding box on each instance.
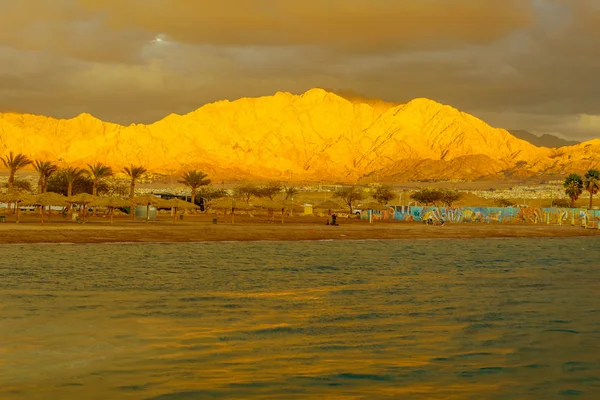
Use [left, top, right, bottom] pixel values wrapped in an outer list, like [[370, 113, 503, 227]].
[[0, 89, 598, 182], [509, 130, 580, 148]]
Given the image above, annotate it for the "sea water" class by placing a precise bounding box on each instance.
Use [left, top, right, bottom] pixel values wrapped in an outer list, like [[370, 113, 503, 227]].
[[1, 238, 599, 399]]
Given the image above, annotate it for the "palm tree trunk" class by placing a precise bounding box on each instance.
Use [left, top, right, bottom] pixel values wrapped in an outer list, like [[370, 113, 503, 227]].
[[7, 171, 15, 192], [15, 203, 20, 224], [129, 181, 135, 199], [67, 183, 73, 215], [7, 171, 15, 214], [41, 206, 45, 226], [191, 188, 196, 208], [590, 192, 593, 210], [92, 182, 98, 216]]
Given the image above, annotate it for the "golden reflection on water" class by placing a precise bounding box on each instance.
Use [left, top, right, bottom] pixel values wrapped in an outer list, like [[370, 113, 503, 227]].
[[1, 238, 599, 399]]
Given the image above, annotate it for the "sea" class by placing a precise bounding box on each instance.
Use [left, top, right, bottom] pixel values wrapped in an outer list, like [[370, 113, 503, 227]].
[[1, 238, 599, 399]]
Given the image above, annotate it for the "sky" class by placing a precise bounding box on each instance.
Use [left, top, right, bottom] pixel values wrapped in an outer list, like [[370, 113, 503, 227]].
[[0, 0, 599, 140]]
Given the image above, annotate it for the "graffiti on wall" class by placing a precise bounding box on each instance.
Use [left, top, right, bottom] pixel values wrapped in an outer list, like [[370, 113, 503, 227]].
[[361, 206, 600, 225]]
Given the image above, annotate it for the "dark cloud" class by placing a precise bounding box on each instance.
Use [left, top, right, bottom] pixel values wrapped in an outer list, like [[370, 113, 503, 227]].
[[0, 0, 598, 140]]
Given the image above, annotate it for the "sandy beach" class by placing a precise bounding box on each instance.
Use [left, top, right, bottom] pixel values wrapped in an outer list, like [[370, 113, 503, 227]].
[[0, 214, 598, 244]]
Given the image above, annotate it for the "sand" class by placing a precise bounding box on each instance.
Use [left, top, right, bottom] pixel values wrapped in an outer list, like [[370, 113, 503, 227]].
[[0, 213, 598, 244]]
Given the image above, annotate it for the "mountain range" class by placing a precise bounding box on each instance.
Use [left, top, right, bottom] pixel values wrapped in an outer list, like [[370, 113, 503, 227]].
[[1, 88, 599, 183]]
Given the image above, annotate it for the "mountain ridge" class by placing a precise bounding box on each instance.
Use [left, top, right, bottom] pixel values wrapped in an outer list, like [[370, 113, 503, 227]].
[[1, 89, 599, 182]]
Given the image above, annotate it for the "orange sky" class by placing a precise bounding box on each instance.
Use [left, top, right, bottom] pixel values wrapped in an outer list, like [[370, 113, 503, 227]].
[[0, 0, 598, 139]]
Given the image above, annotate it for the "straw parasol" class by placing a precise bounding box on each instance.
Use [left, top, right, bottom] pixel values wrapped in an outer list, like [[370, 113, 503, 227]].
[[67, 193, 97, 205], [67, 193, 98, 219], [209, 197, 254, 224], [0, 191, 34, 223], [314, 200, 345, 213], [88, 197, 132, 224], [22, 192, 69, 225], [253, 198, 304, 224], [361, 201, 391, 224], [162, 198, 200, 222], [361, 201, 390, 211], [131, 194, 165, 222]]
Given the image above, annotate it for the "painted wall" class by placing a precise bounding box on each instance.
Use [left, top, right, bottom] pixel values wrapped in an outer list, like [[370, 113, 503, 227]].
[[361, 206, 600, 226]]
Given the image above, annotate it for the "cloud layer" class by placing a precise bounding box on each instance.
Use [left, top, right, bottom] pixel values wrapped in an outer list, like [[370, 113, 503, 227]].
[[0, 0, 598, 140]]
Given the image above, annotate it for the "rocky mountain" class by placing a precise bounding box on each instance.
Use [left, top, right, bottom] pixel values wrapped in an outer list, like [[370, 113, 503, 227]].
[[1, 88, 599, 182], [509, 130, 580, 148]]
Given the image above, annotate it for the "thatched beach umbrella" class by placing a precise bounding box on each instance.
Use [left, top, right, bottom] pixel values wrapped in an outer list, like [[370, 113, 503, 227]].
[[132, 194, 166, 222], [88, 197, 132, 224], [0, 191, 33, 223], [361, 201, 391, 224], [163, 198, 200, 222], [210, 197, 254, 224], [22, 192, 69, 225], [67, 193, 97, 219], [314, 200, 345, 214]]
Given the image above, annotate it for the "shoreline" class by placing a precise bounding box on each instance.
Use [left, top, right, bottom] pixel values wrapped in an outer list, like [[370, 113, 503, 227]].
[[0, 217, 598, 244]]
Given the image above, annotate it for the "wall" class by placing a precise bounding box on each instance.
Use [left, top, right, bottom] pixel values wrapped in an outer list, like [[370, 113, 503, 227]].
[[361, 206, 600, 226]]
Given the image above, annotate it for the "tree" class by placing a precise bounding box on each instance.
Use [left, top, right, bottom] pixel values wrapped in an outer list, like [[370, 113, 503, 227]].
[[552, 199, 571, 208], [12, 178, 32, 192], [373, 185, 396, 205], [33, 160, 58, 194], [584, 169, 600, 209], [564, 173, 584, 208], [86, 163, 113, 197], [284, 185, 299, 200], [123, 165, 147, 199], [47, 169, 108, 197], [178, 170, 211, 205], [63, 166, 86, 197], [0, 152, 32, 192], [234, 184, 259, 204], [258, 181, 282, 200], [334, 186, 365, 213], [440, 189, 462, 207], [495, 198, 516, 207], [198, 186, 227, 201], [410, 188, 443, 206]]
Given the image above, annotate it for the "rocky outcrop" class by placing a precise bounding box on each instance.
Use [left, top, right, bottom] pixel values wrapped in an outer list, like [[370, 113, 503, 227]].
[[0, 89, 597, 182]]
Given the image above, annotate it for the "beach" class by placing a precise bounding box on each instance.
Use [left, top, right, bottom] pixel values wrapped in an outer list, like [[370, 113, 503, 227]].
[[0, 214, 598, 243]]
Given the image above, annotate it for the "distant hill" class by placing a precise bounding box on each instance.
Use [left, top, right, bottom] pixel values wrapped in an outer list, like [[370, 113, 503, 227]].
[[509, 130, 579, 148], [1, 89, 599, 182]]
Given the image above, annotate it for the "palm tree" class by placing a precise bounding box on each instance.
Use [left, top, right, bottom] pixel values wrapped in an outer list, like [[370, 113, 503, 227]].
[[584, 169, 600, 209], [123, 165, 147, 199], [178, 170, 211, 205], [34, 160, 58, 194], [564, 173, 584, 208], [63, 166, 86, 197], [1, 152, 32, 192], [86, 163, 113, 197]]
